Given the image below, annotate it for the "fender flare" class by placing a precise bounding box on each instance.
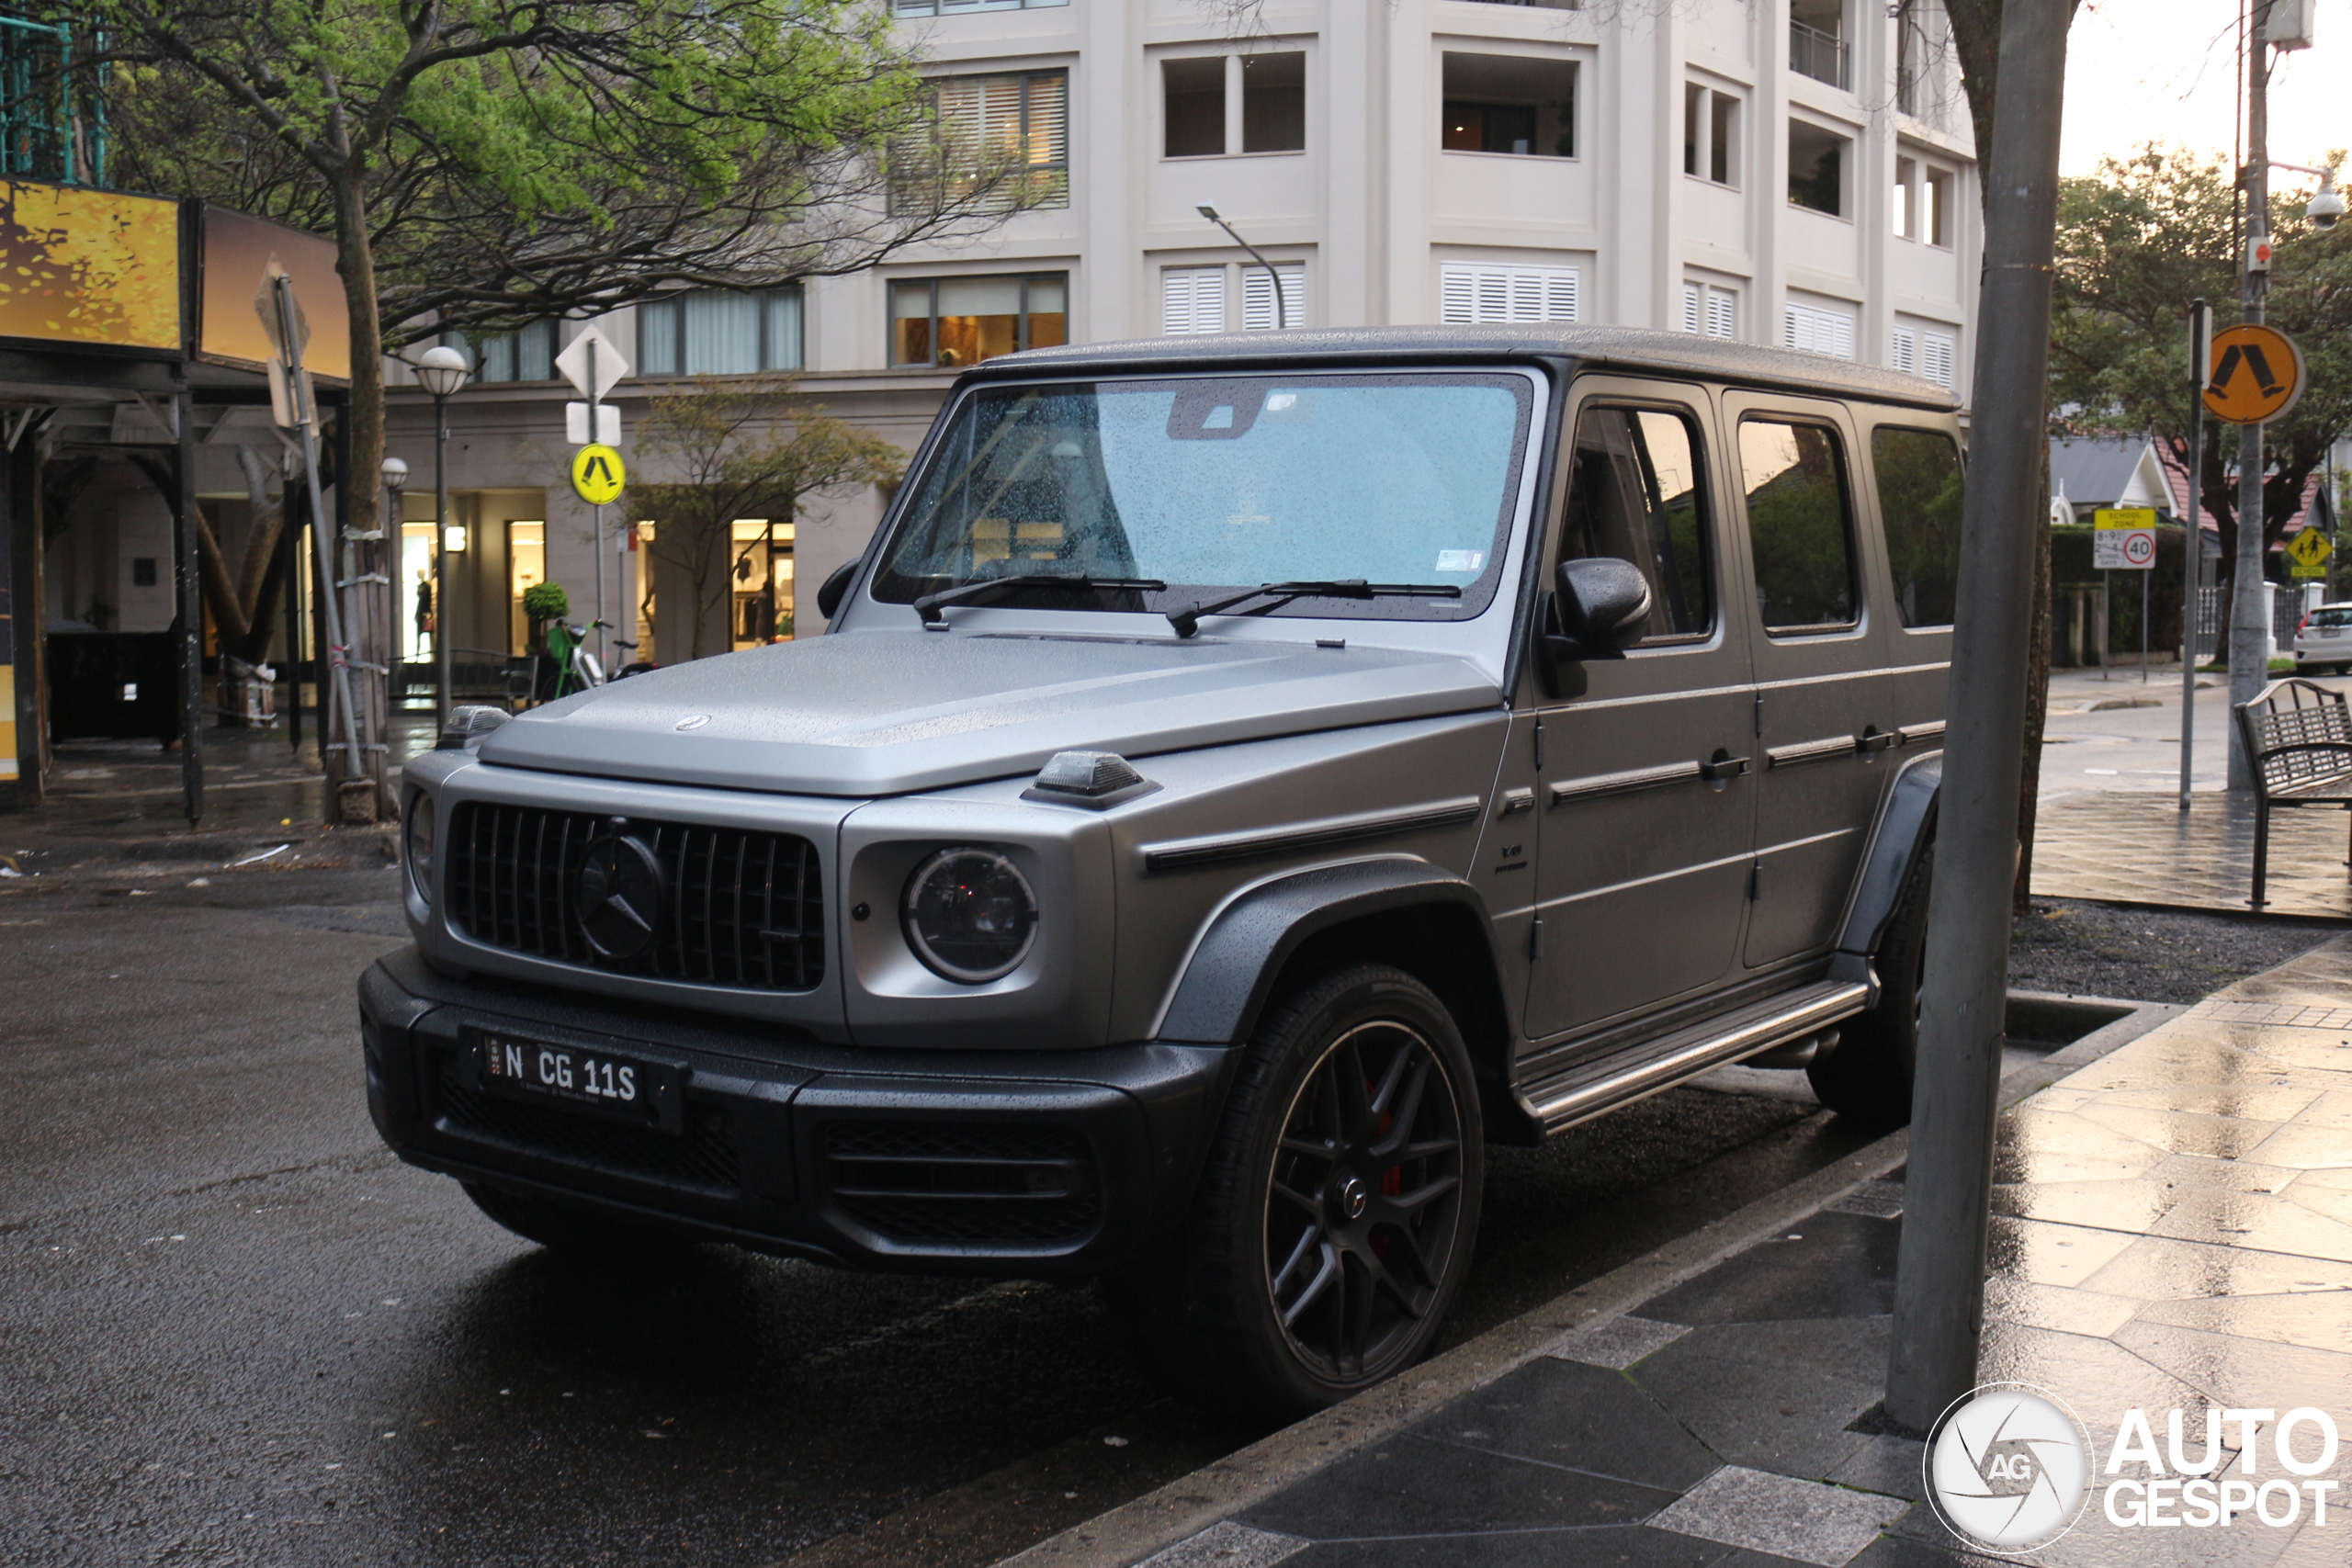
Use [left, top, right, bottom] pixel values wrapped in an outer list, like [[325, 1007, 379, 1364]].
[[1153, 859, 1500, 1046], [1832, 750, 1940, 981]]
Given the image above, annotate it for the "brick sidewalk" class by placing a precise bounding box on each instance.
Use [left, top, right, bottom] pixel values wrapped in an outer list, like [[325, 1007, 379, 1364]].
[[1017, 939, 2352, 1568]]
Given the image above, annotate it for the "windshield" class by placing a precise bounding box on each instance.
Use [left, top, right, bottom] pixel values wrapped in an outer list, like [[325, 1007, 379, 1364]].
[[871, 371, 1533, 625]]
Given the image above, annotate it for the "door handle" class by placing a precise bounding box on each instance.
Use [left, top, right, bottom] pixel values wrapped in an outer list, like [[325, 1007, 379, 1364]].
[[1859, 727, 1900, 754], [1700, 753, 1751, 781]]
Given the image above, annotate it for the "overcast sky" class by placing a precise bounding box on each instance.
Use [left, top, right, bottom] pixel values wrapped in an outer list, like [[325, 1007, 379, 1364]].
[[2062, 0, 2351, 180]]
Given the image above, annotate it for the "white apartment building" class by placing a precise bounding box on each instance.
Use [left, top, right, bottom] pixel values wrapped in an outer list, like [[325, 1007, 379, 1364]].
[[383, 0, 1977, 672]]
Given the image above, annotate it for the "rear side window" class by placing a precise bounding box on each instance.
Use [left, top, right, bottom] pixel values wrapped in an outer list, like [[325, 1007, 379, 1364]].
[[1739, 419, 1858, 634], [1560, 406, 1713, 640], [1871, 426, 1963, 627]]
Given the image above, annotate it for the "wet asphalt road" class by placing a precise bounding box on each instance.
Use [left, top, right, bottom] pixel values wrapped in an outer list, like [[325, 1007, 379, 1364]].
[[1, 866, 1881, 1568]]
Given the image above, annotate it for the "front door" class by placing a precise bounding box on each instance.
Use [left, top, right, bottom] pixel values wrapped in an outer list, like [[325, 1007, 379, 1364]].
[[1527, 385, 1757, 1039], [1723, 395, 1898, 968]]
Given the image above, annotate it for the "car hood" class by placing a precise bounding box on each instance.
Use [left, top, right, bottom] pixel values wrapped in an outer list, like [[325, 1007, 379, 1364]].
[[475, 629, 1503, 796]]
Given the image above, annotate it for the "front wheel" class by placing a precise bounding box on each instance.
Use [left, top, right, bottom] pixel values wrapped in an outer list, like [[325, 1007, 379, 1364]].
[[1113, 964, 1484, 1423]]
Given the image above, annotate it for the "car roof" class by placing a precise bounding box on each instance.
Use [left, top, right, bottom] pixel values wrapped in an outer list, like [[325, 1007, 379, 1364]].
[[975, 324, 1962, 412]]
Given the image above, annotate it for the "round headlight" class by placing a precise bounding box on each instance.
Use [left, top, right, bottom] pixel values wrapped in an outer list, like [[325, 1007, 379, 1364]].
[[403, 792, 435, 905], [901, 847, 1036, 984]]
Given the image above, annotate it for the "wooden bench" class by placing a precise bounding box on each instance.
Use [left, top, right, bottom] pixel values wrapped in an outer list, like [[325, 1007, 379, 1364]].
[[2235, 677, 2352, 908]]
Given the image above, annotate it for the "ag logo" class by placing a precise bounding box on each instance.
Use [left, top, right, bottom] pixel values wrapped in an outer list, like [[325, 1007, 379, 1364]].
[[1924, 1383, 2091, 1553], [571, 833, 664, 962]]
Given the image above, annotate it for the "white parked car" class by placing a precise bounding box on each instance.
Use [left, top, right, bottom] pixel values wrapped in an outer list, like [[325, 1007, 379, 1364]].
[[2295, 603, 2352, 673]]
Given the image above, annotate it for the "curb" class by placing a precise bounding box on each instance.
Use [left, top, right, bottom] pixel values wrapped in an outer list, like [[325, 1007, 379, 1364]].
[[995, 997, 2179, 1568]]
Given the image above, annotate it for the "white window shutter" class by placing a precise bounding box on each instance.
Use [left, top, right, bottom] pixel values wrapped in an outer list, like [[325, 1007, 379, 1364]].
[[1242, 264, 1306, 330], [1706, 288, 1735, 338], [1681, 284, 1702, 333], [1162, 267, 1226, 335], [1441, 262, 1578, 325], [1924, 330, 1957, 388], [1891, 325, 1917, 374], [1785, 301, 1855, 359]]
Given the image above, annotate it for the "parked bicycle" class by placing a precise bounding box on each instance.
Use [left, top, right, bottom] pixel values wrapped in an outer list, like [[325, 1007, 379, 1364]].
[[545, 619, 648, 699]]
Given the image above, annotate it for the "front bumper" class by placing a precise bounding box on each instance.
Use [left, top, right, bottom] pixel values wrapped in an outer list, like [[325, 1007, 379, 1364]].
[[359, 948, 1235, 1275]]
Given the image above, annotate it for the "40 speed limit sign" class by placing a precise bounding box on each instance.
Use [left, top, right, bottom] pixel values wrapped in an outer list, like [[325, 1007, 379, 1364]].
[[2094, 507, 2157, 570]]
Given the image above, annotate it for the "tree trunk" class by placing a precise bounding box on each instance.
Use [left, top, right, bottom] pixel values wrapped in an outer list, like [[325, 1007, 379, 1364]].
[[330, 169, 391, 817], [2013, 472, 2053, 915]]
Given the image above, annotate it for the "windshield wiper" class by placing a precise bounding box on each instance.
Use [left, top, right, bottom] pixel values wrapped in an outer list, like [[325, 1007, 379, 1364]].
[[1166, 580, 1464, 638], [914, 573, 1168, 626]]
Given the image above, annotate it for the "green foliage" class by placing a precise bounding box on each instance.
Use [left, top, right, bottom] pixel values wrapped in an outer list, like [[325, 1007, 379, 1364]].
[[521, 581, 570, 625], [2052, 144, 2352, 571]]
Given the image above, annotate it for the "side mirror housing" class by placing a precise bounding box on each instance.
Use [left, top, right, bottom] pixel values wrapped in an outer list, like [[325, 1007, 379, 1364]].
[[1534, 558, 1653, 696], [816, 558, 860, 622]]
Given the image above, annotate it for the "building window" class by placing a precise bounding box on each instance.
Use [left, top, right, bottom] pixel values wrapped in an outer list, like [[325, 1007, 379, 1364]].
[[455, 318, 559, 382], [1442, 54, 1576, 158], [1891, 321, 1956, 382], [891, 274, 1068, 367], [1893, 158, 1951, 244], [1681, 282, 1736, 338], [895, 0, 1068, 13], [1441, 261, 1577, 323], [1788, 120, 1848, 216], [1161, 51, 1306, 157], [1682, 84, 1736, 184], [1790, 0, 1850, 90], [1162, 266, 1228, 334], [1784, 300, 1856, 359], [1241, 264, 1306, 330], [896, 70, 1069, 214], [638, 288, 804, 377]]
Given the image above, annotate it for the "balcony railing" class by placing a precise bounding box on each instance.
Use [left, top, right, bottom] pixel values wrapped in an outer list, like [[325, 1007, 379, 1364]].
[[1789, 20, 1851, 91], [0, 12, 106, 187]]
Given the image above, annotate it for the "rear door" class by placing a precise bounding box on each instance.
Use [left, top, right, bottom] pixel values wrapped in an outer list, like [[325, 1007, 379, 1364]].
[[1526, 379, 1756, 1039], [1723, 393, 1899, 969]]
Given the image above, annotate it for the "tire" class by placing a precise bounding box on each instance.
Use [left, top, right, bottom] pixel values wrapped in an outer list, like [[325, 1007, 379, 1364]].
[[463, 1181, 693, 1262], [1110, 964, 1485, 1424], [1807, 840, 1932, 1125]]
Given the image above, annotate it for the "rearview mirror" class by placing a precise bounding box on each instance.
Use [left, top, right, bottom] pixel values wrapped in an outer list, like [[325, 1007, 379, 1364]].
[[1534, 558, 1653, 697], [1556, 558, 1652, 652], [816, 558, 860, 621]]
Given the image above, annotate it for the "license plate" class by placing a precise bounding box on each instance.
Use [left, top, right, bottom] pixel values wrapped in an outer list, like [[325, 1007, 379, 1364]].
[[2324, 629, 2343, 639], [469, 1031, 685, 1133]]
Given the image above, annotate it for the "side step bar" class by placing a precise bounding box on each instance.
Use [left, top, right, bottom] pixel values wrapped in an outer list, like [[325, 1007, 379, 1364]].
[[1517, 979, 1872, 1134]]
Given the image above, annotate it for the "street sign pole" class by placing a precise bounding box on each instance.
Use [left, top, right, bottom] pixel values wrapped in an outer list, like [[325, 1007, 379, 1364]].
[[2230, 7, 2275, 789], [590, 337, 605, 671], [2182, 299, 2210, 811]]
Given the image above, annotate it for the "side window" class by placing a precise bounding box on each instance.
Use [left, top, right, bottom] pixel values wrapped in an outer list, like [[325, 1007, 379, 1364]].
[[1871, 425, 1964, 627], [1559, 406, 1714, 641], [1739, 418, 1858, 634]]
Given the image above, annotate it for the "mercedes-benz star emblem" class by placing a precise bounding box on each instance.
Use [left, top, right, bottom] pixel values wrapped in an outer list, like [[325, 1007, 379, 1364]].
[[674, 714, 710, 731], [571, 833, 665, 962]]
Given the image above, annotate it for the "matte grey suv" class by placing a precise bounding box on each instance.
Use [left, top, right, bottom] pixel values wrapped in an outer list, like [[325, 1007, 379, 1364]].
[[361, 327, 1962, 1418]]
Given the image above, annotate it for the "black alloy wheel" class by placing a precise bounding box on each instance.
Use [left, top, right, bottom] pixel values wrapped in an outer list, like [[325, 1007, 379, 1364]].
[[1262, 1019, 1469, 1382], [1108, 964, 1484, 1421]]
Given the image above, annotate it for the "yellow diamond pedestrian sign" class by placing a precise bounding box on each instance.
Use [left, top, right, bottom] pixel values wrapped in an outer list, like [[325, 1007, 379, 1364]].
[[2286, 526, 2334, 579], [571, 444, 625, 505]]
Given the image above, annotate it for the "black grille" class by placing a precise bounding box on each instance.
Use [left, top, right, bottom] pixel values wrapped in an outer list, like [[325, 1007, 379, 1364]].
[[446, 803, 824, 991], [435, 1061, 742, 1191], [822, 1122, 1099, 1247]]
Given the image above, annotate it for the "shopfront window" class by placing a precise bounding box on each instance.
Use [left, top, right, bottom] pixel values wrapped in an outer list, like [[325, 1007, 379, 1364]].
[[508, 520, 545, 655], [890, 274, 1067, 367], [730, 520, 797, 648]]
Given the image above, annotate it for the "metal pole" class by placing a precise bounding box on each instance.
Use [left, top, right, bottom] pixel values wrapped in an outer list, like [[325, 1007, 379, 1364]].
[[1884, 0, 2070, 1431], [589, 338, 606, 669], [2102, 569, 2111, 679], [2228, 4, 2275, 788], [277, 276, 363, 783], [173, 386, 202, 826], [283, 461, 302, 752], [2142, 562, 2151, 680], [434, 391, 452, 729], [2181, 299, 2210, 809], [1208, 213, 1288, 330]]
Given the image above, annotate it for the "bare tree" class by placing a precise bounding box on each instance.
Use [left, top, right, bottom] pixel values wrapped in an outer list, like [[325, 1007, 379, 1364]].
[[631, 377, 906, 661]]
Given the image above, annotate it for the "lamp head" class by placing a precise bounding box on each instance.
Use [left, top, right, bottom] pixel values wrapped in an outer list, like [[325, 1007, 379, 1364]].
[[413, 344, 470, 397], [1196, 203, 1220, 222], [380, 456, 409, 491]]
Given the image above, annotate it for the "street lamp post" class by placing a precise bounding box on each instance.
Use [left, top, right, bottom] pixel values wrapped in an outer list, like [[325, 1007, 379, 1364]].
[[413, 345, 470, 728], [1197, 204, 1288, 330]]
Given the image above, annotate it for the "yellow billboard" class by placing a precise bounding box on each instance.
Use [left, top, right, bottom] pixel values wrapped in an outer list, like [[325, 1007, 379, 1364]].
[[0, 180, 180, 353]]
